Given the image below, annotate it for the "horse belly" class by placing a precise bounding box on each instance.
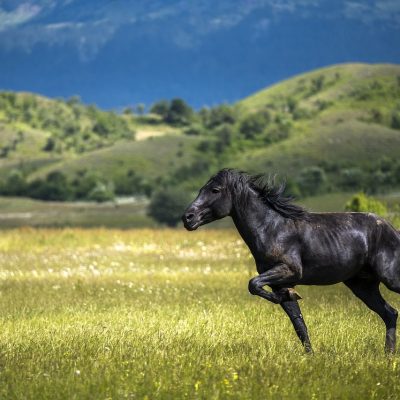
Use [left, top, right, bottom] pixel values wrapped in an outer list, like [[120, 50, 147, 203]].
[[298, 236, 367, 285], [299, 261, 362, 285]]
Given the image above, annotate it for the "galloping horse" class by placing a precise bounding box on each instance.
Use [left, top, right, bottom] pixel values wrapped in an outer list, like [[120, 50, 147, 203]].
[[182, 169, 400, 353]]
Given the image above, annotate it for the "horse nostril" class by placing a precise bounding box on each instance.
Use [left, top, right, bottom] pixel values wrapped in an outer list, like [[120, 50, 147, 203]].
[[186, 213, 194, 221]]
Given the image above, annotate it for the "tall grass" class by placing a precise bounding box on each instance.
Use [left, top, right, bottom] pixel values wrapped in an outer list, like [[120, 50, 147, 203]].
[[0, 229, 399, 399]]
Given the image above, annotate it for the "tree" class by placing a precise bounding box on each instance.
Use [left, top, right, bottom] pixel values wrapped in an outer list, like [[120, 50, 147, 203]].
[[165, 98, 193, 126], [29, 171, 72, 201], [136, 104, 146, 116], [148, 187, 191, 226], [339, 168, 366, 190], [310, 75, 325, 94], [123, 107, 134, 115], [68, 170, 116, 202], [150, 100, 169, 118], [296, 166, 327, 196], [0, 170, 27, 196], [202, 104, 237, 129], [114, 170, 152, 196]]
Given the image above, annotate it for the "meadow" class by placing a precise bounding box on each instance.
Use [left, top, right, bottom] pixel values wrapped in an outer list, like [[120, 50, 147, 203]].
[[1, 228, 400, 399]]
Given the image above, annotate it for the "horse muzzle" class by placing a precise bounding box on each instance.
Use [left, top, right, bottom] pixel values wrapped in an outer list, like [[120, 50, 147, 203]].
[[182, 206, 210, 231], [182, 210, 201, 231]]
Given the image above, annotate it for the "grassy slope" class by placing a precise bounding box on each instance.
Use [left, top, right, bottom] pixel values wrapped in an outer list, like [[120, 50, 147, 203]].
[[236, 63, 400, 174], [29, 135, 201, 183], [0, 92, 185, 180], [1, 229, 400, 399]]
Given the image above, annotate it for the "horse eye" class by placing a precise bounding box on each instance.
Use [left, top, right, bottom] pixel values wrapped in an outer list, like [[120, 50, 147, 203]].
[[211, 188, 221, 194]]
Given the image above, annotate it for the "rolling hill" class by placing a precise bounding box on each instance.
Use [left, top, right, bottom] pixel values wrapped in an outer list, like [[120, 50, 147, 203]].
[[236, 63, 400, 178], [1, 62, 400, 206]]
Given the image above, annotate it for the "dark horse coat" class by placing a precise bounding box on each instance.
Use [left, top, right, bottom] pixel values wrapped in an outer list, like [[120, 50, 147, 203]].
[[182, 169, 400, 353]]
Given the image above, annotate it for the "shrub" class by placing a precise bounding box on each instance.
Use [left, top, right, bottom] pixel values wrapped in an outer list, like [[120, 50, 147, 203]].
[[87, 182, 115, 202], [239, 111, 270, 139], [114, 170, 152, 196], [201, 105, 237, 129], [184, 123, 205, 136], [43, 137, 56, 152], [345, 193, 387, 217], [391, 110, 400, 130], [214, 124, 234, 154]]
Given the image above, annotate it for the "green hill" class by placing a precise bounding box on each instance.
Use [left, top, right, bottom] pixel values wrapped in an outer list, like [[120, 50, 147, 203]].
[[0, 92, 193, 200], [236, 63, 400, 182], [1, 63, 400, 205]]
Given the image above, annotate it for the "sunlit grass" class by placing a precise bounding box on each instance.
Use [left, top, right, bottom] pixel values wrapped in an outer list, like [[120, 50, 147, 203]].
[[0, 228, 399, 399]]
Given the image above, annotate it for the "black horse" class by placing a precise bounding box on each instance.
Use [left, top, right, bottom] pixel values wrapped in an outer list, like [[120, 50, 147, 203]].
[[182, 169, 400, 353]]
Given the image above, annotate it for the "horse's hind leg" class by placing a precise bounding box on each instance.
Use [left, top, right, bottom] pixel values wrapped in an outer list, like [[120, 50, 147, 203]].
[[345, 278, 398, 353], [279, 298, 313, 353]]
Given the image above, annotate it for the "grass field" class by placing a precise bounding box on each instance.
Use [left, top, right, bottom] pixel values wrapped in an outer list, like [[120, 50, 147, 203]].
[[1, 228, 400, 399]]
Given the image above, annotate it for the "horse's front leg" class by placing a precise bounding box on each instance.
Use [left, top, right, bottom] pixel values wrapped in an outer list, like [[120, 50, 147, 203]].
[[248, 264, 313, 353], [248, 263, 301, 303], [278, 297, 313, 353]]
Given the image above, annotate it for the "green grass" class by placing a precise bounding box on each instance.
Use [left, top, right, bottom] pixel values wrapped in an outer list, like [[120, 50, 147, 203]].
[[300, 192, 355, 212], [0, 197, 155, 228], [1, 228, 400, 399]]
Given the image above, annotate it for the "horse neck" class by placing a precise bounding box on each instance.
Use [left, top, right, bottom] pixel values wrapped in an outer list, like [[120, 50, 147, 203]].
[[230, 188, 283, 253]]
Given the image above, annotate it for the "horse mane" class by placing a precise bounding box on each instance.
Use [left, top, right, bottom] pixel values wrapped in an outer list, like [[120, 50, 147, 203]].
[[212, 168, 308, 220]]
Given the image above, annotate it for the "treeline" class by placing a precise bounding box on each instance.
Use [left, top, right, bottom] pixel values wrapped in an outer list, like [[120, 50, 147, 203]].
[[0, 169, 151, 202], [283, 156, 400, 198]]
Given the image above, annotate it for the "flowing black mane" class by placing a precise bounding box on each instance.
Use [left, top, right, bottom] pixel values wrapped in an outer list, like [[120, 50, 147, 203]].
[[211, 169, 308, 220]]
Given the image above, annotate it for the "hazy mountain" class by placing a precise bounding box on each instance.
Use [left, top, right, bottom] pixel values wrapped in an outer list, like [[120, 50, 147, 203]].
[[0, 1, 399, 109]]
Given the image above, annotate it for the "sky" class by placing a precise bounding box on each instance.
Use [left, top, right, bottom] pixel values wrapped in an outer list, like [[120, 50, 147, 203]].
[[0, 0, 399, 109]]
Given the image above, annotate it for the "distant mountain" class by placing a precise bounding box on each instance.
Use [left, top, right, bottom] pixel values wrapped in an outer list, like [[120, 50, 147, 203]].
[[0, 1, 399, 109], [1, 63, 400, 201]]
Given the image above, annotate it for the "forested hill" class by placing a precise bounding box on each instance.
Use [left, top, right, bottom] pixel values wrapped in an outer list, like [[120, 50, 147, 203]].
[[1, 63, 400, 202]]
